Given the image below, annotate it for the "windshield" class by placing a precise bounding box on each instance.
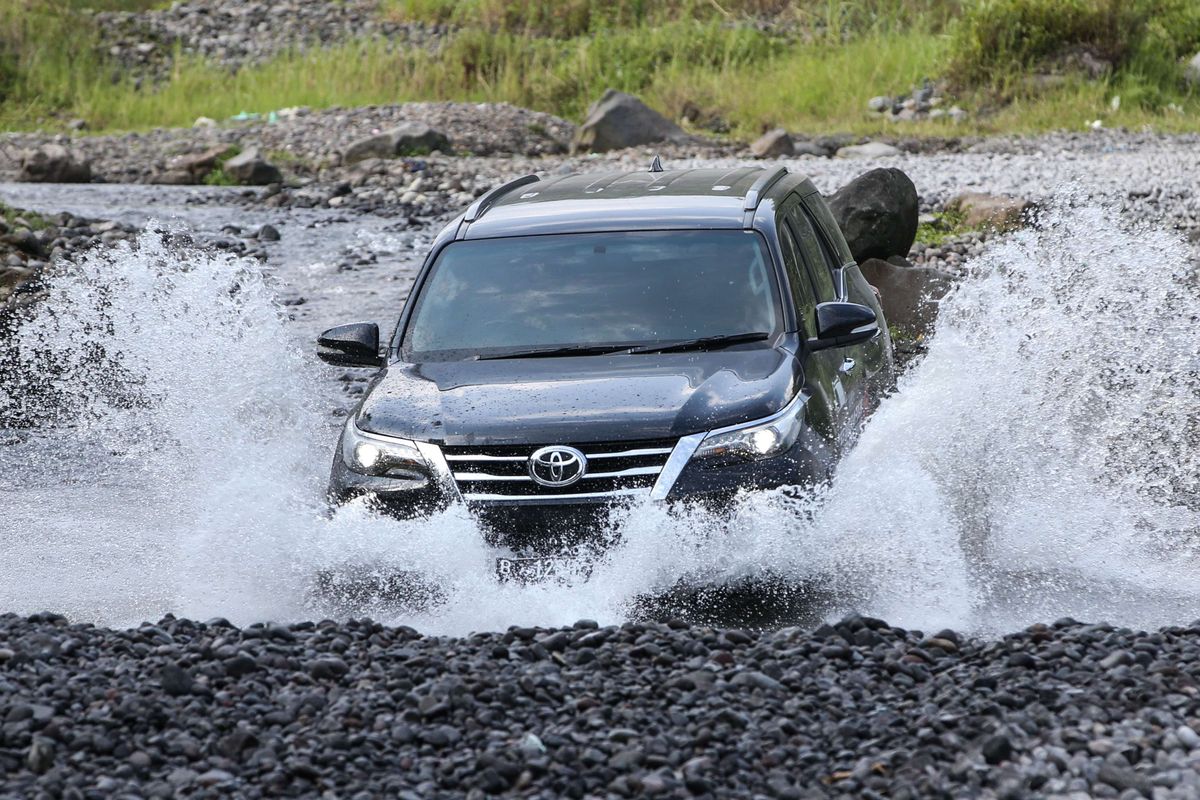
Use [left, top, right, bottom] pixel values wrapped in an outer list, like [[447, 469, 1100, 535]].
[[402, 230, 780, 360]]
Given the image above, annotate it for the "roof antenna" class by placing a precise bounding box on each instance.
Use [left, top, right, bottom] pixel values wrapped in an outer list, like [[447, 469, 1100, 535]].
[[649, 154, 664, 173]]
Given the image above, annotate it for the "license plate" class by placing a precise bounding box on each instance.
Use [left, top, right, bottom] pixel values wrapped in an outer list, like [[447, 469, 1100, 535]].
[[496, 556, 567, 583]]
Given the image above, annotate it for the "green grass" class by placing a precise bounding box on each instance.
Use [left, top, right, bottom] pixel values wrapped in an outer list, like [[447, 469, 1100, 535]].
[[915, 207, 972, 246], [0, 201, 49, 230], [6, 21, 785, 131], [946, 0, 1200, 91], [2, 0, 1200, 138]]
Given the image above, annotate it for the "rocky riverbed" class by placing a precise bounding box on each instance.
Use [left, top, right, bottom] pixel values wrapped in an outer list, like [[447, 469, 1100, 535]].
[[4, 612, 1200, 798], [3, 116, 1200, 799]]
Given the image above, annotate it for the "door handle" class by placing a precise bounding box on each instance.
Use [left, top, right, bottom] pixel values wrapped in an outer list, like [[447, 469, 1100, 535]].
[[839, 358, 856, 374]]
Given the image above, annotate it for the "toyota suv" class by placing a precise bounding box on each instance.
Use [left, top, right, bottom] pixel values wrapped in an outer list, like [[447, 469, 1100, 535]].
[[318, 164, 893, 577]]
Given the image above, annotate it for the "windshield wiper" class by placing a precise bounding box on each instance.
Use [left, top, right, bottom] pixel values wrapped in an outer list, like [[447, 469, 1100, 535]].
[[628, 331, 772, 355], [475, 343, 637, 361]]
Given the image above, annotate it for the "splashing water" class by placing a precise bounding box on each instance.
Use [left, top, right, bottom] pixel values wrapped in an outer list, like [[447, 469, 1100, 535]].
[[0, 201, 1197, 636]]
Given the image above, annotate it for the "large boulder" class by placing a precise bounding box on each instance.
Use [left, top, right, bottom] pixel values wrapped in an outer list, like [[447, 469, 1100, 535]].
[[750, 128, 794, 158], [828, 167, 919, 263], [342, 123, 450, 164], [222, 147, 282, 186], [572, 90, 689, 153], [157, 145, 239, 185], [947, 192, 1031, 231], [18, 145, 91, 183], [859, 257, 954, 338]]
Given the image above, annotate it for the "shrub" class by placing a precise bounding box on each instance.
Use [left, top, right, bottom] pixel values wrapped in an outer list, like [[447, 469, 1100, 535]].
[[947, 0, 1200, 91]]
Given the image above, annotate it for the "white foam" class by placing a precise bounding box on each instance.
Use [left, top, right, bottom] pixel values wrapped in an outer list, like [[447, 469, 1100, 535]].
[[1, 201, 1198, 636]]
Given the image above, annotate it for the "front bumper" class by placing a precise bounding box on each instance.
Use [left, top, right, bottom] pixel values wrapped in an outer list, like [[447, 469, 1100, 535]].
[[328, 426, 830, 543]]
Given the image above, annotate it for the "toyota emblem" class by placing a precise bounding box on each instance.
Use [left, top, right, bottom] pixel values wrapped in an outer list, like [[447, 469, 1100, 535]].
[[528, 446, 587, 487]]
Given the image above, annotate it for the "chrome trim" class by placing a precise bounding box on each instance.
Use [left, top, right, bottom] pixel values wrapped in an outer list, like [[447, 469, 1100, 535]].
[[444, 454, 526, 462], [585, 447, 673, 459], [414, 441, 460, 501], [350, 422, 422, 449], [446, 446, 672, 462], [649, 432, 706, 501], [453, 472, 531, 482], [463, 487, 651, 503], [586, 465, 662, 479], [454, 465, 661, 482], [703, 389, 809, 438]]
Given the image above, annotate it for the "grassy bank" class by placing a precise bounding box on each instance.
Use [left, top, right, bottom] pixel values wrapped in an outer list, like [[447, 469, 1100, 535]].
[[1, 0, 1199, 137]]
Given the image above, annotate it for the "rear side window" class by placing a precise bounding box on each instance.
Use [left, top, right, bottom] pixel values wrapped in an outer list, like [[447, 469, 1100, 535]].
[[777, 223, 816, 336], [802, 192, 856, 267], [784, 213, 838, 303]]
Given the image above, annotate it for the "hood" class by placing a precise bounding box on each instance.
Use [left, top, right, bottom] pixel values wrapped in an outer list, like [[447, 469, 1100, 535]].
[[356, 343, 802, 446]]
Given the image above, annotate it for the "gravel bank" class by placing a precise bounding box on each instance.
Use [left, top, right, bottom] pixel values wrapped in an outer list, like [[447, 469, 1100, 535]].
[[3, 612, 1200, 798], [0, 102, 576, 182], [93, 0, 441, 78]]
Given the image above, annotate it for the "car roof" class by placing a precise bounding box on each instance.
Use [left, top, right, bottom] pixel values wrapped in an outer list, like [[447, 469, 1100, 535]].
[[458, 166, 815, 240]]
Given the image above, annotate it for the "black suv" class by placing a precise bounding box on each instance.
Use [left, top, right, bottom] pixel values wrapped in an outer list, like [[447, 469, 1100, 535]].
[[319, 165, 892, 572]]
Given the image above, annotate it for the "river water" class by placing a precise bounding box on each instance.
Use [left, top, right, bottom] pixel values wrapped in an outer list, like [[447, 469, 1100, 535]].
[[1, 181, 1198, 637]]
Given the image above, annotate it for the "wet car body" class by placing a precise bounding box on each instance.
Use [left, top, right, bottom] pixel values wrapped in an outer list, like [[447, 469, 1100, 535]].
[[320, 165, 894, 559]]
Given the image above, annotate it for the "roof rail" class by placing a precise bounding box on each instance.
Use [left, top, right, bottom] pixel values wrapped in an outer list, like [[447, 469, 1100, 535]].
[[742, 166, 788, 212], [462, 174, 540, 223]]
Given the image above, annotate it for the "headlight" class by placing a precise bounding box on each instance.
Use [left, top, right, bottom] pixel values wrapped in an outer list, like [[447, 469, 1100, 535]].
[[692, 392, 806, 463], [341, 419, 430, 478]]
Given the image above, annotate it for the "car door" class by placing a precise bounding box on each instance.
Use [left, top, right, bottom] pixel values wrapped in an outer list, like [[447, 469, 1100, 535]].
[[776, 197, 844, 449], [801, 190, 893, 404], [782, 200, 865, 450]]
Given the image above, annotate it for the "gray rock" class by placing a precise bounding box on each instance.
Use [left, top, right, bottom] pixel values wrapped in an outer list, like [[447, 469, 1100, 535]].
[[828, 167, 919, 262], [730, 670, 785, 692], [750, 128, 794, 158], [159, 662, 194, 696], [868, 95, 892, 113], [572, 89, 690, 153], [18, 144, 92, 183], [947, 192, 1032, 231], [792, 139, 832, 158], [982, 734, 1013, 765], [222, 147, 283, 185], [836, 141, 901, 159], [27, 736, 56, 773], [1098, 763, 1152, 796], [1177, 726, 1200, 750], [307, 656, 350, 679], [343, 122, 451, 164], [859, 257, 954, 338], [166, 144, 237, 183]]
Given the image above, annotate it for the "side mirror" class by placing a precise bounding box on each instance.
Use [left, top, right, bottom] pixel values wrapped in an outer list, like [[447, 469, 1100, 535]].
[[317, 322, 383, 367], [808, 302, 878, 352]]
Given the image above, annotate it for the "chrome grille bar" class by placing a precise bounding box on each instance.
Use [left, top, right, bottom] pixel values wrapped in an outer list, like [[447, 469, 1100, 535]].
[[444, 454, 526, 462], [453, 465, 662, 483], [461, 487, 652, 503], [586, 447, 673, 459]]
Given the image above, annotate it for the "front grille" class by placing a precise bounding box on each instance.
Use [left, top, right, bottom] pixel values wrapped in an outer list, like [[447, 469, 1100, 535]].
[[443, 438, 676, 504]]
